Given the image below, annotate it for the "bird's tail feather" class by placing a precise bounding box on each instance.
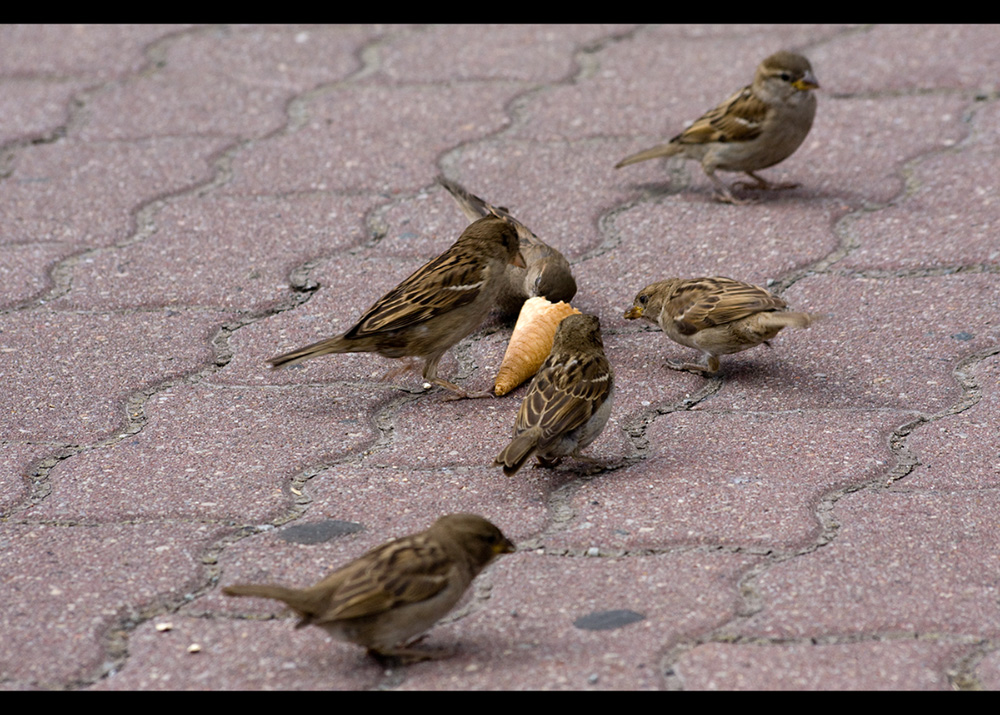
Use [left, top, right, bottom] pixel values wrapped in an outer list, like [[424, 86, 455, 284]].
[[494, 432, 541, 476], [268, 335, 353, 369], [615, 142, 682, 168], [437, 175, 494, 222], [761, 311, 820, 330], [222, 583, 317, 617]]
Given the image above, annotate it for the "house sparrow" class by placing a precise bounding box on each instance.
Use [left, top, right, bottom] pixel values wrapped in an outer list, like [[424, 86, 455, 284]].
[[494, 313, 614, 476], [223, 513, 515, 663], [268, 215, 526, 398], [615, 51, 819, 204], [437, 176, 576, 317], [624, 276, 819, 375]]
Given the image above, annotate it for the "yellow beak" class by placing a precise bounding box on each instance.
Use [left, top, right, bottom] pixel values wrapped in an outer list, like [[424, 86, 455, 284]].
[[793, 71, 819, 91], [624, 306, 644, 320], [494, 538, 516, 555]]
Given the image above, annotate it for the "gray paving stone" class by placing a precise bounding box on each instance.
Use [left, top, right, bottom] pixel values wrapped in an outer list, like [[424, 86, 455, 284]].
[[28, 382, 389, 524], [904, 352, 1000, 491], [1, 24, 997, 691], [0, 79, 87, 144], [673, 640, 967, 690], [739, 489, 1000, 639], [92, 616, 383, 690], [554, 408, 904, 551], [47, 193, 378, 312], [222, 83, 525, 196], [73, 25, 379, 142], [3, 308, 229, 444], [0, 521, 227, 686], [393, 550, 760, 690]]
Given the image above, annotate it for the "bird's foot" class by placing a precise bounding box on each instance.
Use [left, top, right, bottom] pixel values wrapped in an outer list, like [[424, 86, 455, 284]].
[[665, 358, 718, 376], [431, 378, 495, 401]]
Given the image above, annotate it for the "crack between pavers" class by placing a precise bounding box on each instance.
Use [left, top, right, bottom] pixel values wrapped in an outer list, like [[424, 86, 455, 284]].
[[2, 23, 564, 690], [652, 97, 999, 689], [659, 629, 994, 692], [11, 24, 998, 690], [84, 387, 412, 684], [499, 38, 1000, 687], [522, 34, 1000, 690], [0, 25, 374, 688], [656, 315, 1000, 690]]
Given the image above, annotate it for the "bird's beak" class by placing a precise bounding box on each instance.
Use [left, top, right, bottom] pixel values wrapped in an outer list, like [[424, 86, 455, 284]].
[[793, 71, 819, 91], [511, 251, 527, 269], [624, 306, 643, 320], [495, 538, 516, 555]]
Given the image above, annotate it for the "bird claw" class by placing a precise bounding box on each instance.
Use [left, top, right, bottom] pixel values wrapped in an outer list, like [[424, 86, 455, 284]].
[[531, 455, 563, 469], [665, 359, 716, 376], [431, 378, 494, 401], [732, 172, 800, 193], [368, 640, 453, 666]]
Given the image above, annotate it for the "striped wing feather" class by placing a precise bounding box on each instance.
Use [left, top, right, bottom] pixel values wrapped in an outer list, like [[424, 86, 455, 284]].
[[673, 85, 767, 145], [345, 250, 487, 338], [314, 537, 452, 623], [517, 354, 612, 451], [669, 277, 787, 334]]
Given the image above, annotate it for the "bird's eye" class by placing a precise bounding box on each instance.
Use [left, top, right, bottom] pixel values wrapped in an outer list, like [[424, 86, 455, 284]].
[[780, 72, 792, 82], [638, 295, 649, 305]]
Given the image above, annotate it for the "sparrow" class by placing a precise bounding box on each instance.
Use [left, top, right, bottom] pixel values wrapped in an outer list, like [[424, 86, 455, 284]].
[[223, 513, 515, 663], [494, 313, 614, 476], [615, 50, 819, 204], [437, 176, 577, 317], [624, 276, 819, 375], [268, 215, 526, 398]]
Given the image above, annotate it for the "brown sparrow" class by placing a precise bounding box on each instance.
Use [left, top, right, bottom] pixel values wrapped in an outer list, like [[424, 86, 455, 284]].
[[615, 51, 819, 204], [624, 276, 819, 375], [268, 215, 526, 398], [437, 176, 577, 317], [223, 513, 515, 663], [494, 313, 614, 476]]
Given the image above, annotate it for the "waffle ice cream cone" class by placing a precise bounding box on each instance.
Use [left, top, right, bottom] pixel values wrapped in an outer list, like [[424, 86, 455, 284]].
[[494, 297, 581, 396]]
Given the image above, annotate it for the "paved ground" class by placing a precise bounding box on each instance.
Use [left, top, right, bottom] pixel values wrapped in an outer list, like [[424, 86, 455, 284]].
[[2, 24, 998, 691]]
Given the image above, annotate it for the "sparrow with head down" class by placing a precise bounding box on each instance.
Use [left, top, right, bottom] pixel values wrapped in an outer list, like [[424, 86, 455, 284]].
[[223, 513, 515, 663], [494, 313, 614, 476], [615, 50, 819, 204], [268, 215, 525, 398], [437, 176, 576, 317], [624, 276, 819, 375]]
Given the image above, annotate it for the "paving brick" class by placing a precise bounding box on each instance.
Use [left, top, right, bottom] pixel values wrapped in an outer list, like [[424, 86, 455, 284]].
[[2, 24, 997, 691]]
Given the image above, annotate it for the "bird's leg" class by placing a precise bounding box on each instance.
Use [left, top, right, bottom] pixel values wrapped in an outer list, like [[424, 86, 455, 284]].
[[421, 356, 493, 400], [534, 455, 564, 469], [704, 168, 751, 205], [380, 358, 422, 382], [367, 642, 452, 666], [733, 170, 799, 192], [664, 354, 720, 376], [430, 378, 493, 401]]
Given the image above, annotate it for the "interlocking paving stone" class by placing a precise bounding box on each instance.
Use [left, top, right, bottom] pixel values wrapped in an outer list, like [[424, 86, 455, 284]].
[[1, 24, 997, 691]]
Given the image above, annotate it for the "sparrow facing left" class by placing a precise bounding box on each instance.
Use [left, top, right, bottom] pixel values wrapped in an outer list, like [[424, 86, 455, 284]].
[[624, 276, 819, 375], [615, 50, 819, 204], [494, 313, 614, 476], [268, 215, 526, 398], [437, 176, 577, 317], [223, 513, 515, 663]]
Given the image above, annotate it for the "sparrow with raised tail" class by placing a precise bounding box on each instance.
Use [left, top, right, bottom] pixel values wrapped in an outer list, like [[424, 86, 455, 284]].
[[223, 513, 515, 663], [624, 276, 819, 375], [437, 176, 577, 317], [268, 215, 526, 398], [494, 313, 614, 476], [615, 51, 819, 204]]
